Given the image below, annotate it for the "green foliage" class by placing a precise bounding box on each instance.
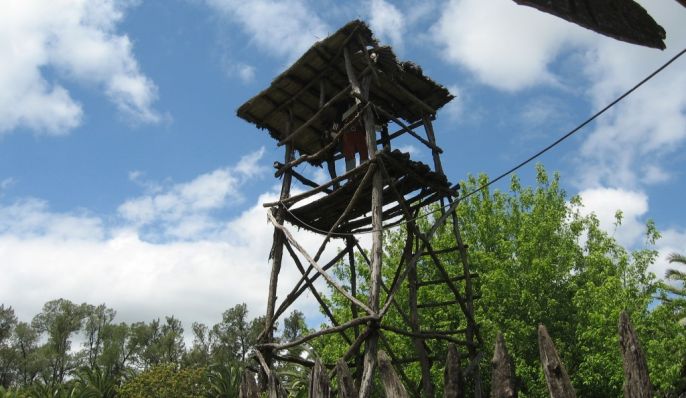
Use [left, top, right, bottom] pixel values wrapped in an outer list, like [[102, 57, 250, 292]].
[[72, 366, 117, 398], [317, 165, 686, 397], [206, 363, 242, 398], [117, 364, 209, 398]]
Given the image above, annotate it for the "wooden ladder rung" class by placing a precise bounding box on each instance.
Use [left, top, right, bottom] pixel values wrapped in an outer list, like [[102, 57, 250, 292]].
[[417, 273, 479, 287]]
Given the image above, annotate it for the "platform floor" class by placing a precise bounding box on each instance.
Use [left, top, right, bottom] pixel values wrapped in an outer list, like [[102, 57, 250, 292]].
[[282, 150, 455, 235]]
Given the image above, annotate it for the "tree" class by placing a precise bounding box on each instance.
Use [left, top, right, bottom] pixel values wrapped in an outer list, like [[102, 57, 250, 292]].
[[210, 304, 262, 364], [664, 252, 686, 325], [12, 322, 40, 387], [117, 363, 209, 398], [317, 166, 686, 397], [82, 304, 116, 369], [282, 310, 308, 343], [31, 299, 86, 386], [0, 306, 17, 388]]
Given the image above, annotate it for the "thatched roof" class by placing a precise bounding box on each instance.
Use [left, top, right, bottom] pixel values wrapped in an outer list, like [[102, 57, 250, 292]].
[[514, 0, 666, 49], [236, 20, 453, 158]]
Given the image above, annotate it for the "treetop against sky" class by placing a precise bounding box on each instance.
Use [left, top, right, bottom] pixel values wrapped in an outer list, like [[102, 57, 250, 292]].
[[0, 0, 685, 329]]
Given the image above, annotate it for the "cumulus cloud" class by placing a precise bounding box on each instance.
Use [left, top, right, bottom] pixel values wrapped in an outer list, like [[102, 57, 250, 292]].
[[654, 228, 686, 282], [0, 0, 160, 134], [577, 1, 686, 189], [578, 187, 649, 248], [0, 193, 322, 330], [204, 0, 329, 61], [368, 0, 405, 50], [0, 148, 341, 330], [118, 148, 267, 240], [430, 0, 590, 91]]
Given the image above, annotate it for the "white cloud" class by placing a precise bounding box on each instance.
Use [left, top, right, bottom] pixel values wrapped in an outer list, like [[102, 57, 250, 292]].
[[0, 149, 346, 331], [118, 148, 267, 240], [0, 198, 104, 241], [0, 178, 15, 195], [205, 0, 329, 61], [430, 0, 591, 91], [578, 187, 649, 248], [576, 0, 686, 188], [654, 228, 686, 282], [368, 0, 405, 50], [0, 0, 160, 134], [223, 61, 257, 84], [0, 193, 321, 331]]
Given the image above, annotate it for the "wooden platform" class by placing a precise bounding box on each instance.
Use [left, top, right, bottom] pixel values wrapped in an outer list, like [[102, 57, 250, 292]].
[[278, 150, 454, 235]]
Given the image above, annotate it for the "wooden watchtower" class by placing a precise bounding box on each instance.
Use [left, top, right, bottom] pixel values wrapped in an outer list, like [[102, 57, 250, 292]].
[[237, 20, 483, 397]]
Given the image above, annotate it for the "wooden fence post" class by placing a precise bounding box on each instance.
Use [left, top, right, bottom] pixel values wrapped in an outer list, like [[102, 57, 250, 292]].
[[491, 333, 517, 398], [444, 343, 465, 398], [309, 359, 330, 398], [618, 311, 653, 398], [538, 324, 576, 398], [239, 370, 259, 398], [336, 358, 358, 398], [378, 350, 410, 398]]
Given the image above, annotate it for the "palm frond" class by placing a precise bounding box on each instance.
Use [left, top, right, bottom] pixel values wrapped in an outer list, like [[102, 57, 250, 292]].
[[666, 268, 686, 282], [667, 252, 686, 265]]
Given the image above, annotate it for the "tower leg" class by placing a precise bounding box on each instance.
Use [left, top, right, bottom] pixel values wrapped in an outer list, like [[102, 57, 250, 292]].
[[261, 142, 294, 387]]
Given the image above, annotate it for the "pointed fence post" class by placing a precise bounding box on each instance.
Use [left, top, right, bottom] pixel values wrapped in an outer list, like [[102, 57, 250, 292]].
[[444, 343, 465, 398], [618, 311, 653, 398], [239, 370, 259, 398], [378, 350, 410, 398], [538, 325, 576, 398], [309, 359, 330, 398], [336, 358, 357, 398], [491, 333, 517, 398]]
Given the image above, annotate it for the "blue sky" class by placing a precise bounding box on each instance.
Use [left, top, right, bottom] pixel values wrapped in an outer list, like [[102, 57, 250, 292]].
[[1, 0, 685, 331]]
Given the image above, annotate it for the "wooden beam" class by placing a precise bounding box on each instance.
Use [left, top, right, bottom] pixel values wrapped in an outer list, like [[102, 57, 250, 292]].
[[387, 78, 436, 115], [267, 210, 374, 315], [278, 82, 352, 146], [270, 247, 349, 326], [258, 315, 377, 351], [417, 273, 479, 287], [312, 163, 376, 261], [282, 240, 352, 345], [259, 23, 362, 121], [273, 103, 370, 178], [380, 324, 470, 346]]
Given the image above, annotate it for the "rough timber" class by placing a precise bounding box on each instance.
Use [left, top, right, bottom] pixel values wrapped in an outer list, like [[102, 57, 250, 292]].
[[237, 19, 482, 398]]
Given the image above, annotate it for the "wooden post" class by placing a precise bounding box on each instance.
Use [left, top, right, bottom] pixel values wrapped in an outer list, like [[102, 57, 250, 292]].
[[618, 311, 652, 398], [345, 40, 383, 398], [239, 370, 259, 398], [309, 359, 330, 398], [378, 350, 410, 398], [408, 243, 435, 397], [538, 324, 575, 398], [444, 343, 465, 398], [336, 359, 358, 398], [262, 110, 295, 384], [381, 124, 391, 151], [346, 237, 364, 389], [491, 333, 517, 398]]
